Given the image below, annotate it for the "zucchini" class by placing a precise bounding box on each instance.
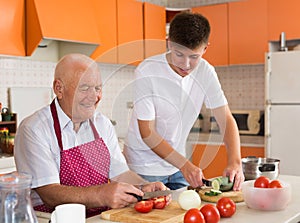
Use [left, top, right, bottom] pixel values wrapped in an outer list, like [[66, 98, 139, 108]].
[[204, 189, 222, 196]]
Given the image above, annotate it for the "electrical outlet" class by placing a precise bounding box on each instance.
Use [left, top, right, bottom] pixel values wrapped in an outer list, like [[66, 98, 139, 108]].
[[127, 101, 133, 109]]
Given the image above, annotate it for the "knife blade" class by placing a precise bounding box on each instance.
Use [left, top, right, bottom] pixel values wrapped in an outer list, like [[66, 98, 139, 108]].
[[128, 190, 172, 202]]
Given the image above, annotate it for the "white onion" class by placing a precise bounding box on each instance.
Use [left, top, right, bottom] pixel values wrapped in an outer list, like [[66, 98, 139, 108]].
[[178, 190, 201, 210]]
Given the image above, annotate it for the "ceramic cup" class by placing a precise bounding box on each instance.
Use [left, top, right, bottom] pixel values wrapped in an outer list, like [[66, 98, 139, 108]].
[[51, 203, 85, 223]]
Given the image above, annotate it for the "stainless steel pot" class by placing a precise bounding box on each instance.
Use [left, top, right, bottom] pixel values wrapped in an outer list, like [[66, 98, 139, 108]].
[[242, 157, 280, 180]]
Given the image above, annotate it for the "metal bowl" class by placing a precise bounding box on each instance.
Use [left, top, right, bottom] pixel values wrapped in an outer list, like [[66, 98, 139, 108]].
[[242, 157, 280, 180]]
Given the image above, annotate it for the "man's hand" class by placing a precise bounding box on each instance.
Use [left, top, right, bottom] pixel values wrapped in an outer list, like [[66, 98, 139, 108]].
[[142, 182, 172, 205], [223, 163, 245, 191], [180, 161, 204, 188]]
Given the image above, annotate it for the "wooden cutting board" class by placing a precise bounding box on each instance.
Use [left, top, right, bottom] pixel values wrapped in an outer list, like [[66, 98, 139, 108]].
[[197, 188, 244, 203], [100, 201, 186, 223]]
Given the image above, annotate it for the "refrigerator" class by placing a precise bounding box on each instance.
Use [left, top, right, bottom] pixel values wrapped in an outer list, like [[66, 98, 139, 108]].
[[265, 50, 300, 176]]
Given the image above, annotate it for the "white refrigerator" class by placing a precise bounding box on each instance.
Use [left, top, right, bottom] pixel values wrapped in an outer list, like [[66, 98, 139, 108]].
[[265, 50, 300, 176]]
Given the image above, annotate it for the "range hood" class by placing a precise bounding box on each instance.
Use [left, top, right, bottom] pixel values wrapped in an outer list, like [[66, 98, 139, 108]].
[[26, 0, 100, 61]]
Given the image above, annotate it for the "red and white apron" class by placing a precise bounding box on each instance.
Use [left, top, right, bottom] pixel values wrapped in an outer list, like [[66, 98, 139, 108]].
[[34, 100, 110, 217]]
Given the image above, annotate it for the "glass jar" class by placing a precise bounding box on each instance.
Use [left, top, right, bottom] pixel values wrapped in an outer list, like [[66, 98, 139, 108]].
[[0, 172, 38, 223]]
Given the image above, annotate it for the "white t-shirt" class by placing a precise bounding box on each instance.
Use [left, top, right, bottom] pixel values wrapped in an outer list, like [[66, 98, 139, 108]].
[[124, 53, 227, 176], [14, 99, 129, 206]]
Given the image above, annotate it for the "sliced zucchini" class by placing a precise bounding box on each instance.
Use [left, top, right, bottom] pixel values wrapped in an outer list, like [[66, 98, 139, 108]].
[[204, 189, 222, 196], [211, 179, 220, 191]]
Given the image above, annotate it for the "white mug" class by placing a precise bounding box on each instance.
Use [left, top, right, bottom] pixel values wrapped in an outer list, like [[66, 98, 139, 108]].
[[51, 203, 86, 223]]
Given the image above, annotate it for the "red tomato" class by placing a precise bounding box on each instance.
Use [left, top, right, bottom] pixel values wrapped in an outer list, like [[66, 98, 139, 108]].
[[134, 200, 153, 213], [268, 180, 283, 188], [200, 204, 220, 223], [184, 208, 205, 223], [254, 176, 270, 188], [152, 196, 167, 209], [216, 197, 236, 218]]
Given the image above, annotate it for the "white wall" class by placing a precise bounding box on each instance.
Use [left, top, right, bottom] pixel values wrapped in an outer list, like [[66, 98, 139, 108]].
[[0, 57, 264, 138]]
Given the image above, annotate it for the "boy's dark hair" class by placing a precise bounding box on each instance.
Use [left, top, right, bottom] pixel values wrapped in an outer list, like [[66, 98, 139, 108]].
[[168, 12, 210, 50]]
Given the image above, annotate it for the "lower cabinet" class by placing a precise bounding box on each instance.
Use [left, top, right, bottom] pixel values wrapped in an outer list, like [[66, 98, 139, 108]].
[[192, 144, 264, 179]]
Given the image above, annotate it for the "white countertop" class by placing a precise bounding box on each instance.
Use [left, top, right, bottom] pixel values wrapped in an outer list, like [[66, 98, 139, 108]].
[[37, 175, 300, 223], [187, 132, 265, 147], [0, 155, 16, 174]]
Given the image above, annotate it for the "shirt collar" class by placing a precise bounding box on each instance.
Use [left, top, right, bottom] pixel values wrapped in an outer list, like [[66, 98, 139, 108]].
[[54, 98, 71, 130], [54, 98, 91, 131]]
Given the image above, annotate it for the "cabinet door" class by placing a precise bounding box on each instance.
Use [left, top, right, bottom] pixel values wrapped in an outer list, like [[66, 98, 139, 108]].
[[228, 0, 268, 64], [90, 0, 117, 63], [117, 0, 144, 65], [192, 144, 265, 179], [268, 0, 300, 41], [0, 0, 25, 56], [192, 4, 228, 66], [192, 144, 227, 179], [241, 146, 264, 158], [143, 2, 166, 59]]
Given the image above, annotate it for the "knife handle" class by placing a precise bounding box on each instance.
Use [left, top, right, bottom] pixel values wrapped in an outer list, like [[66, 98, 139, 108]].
[[127, 192, 143, 202]]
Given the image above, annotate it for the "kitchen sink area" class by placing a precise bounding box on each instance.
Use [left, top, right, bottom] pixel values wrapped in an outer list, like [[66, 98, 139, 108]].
[[0, 154, 16, 174]]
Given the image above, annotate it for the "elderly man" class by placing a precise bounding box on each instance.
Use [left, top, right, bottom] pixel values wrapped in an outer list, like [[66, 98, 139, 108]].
[[14, 54, 168, 217]]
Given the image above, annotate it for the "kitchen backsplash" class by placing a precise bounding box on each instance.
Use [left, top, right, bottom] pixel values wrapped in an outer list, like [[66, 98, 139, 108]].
[[0, 57, 264, 137]]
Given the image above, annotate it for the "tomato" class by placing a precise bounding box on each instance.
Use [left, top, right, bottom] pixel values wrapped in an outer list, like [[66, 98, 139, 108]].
[[134, 200, 153, 213], [254, 176, 270, 188], [200, 204, 220, 223], [216, 197, 236, 218], [268, 180, 283, 188], [152, 196, 167, 209], [184, 208, 205, 223]]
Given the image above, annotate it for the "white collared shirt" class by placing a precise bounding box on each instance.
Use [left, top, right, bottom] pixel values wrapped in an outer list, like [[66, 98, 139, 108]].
[[14, 98, 129, 206], [124, 53, 227, 176]]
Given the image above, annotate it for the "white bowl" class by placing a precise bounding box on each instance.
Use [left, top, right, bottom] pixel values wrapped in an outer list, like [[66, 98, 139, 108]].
[[241, 180, 292, 211]]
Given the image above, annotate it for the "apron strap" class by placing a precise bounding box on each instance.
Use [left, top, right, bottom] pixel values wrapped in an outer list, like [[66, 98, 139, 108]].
[[50, 99, 100, 151], [50, 100, 63, 151], [89, 119, 100, 140]]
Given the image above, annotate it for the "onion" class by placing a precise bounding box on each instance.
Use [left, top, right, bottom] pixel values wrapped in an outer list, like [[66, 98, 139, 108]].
[[178, 190, 201, 210]]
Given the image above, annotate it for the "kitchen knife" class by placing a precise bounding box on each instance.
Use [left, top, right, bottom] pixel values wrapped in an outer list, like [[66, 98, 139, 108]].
[[202, 178, 212, 187], [187, 178, 215, 190], [128, 190, 172, 202]]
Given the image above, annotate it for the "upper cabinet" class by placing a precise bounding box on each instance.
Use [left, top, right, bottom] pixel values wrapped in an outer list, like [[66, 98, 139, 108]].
[[117, 0, 144, 65], [90, 0, 118, 63], [92, 0, 166, 65], [26, 0, 100, 60], [192, 4, 228, 66], [144, 2, 166, 59], [0, 0, 25, 56], [268, 0, 300, 41], [228, 0, 268, 64], [193, 1, 268, 65]]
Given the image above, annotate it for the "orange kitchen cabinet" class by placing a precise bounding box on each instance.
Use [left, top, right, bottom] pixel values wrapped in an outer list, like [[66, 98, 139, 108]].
[[26, 0, 100, 57], [117, 0, 144, 65], [241, 146, 265, 158], [0, 0, 25, 56], [192, 144, 227, 179], [143, 2, 166, 59], [192, 4, 228, 66], [268, 0, 300, 41], [91, 0, 117, 63], [228, 0, 268, 64], [192, 144, 264, 179]]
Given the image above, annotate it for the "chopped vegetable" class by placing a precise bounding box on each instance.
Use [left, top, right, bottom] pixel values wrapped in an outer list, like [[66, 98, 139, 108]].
[[205, 189, 222, 196], [215, 176, 234, 192], [211, 179, 220, 191], [178, 190, 201, 210]]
